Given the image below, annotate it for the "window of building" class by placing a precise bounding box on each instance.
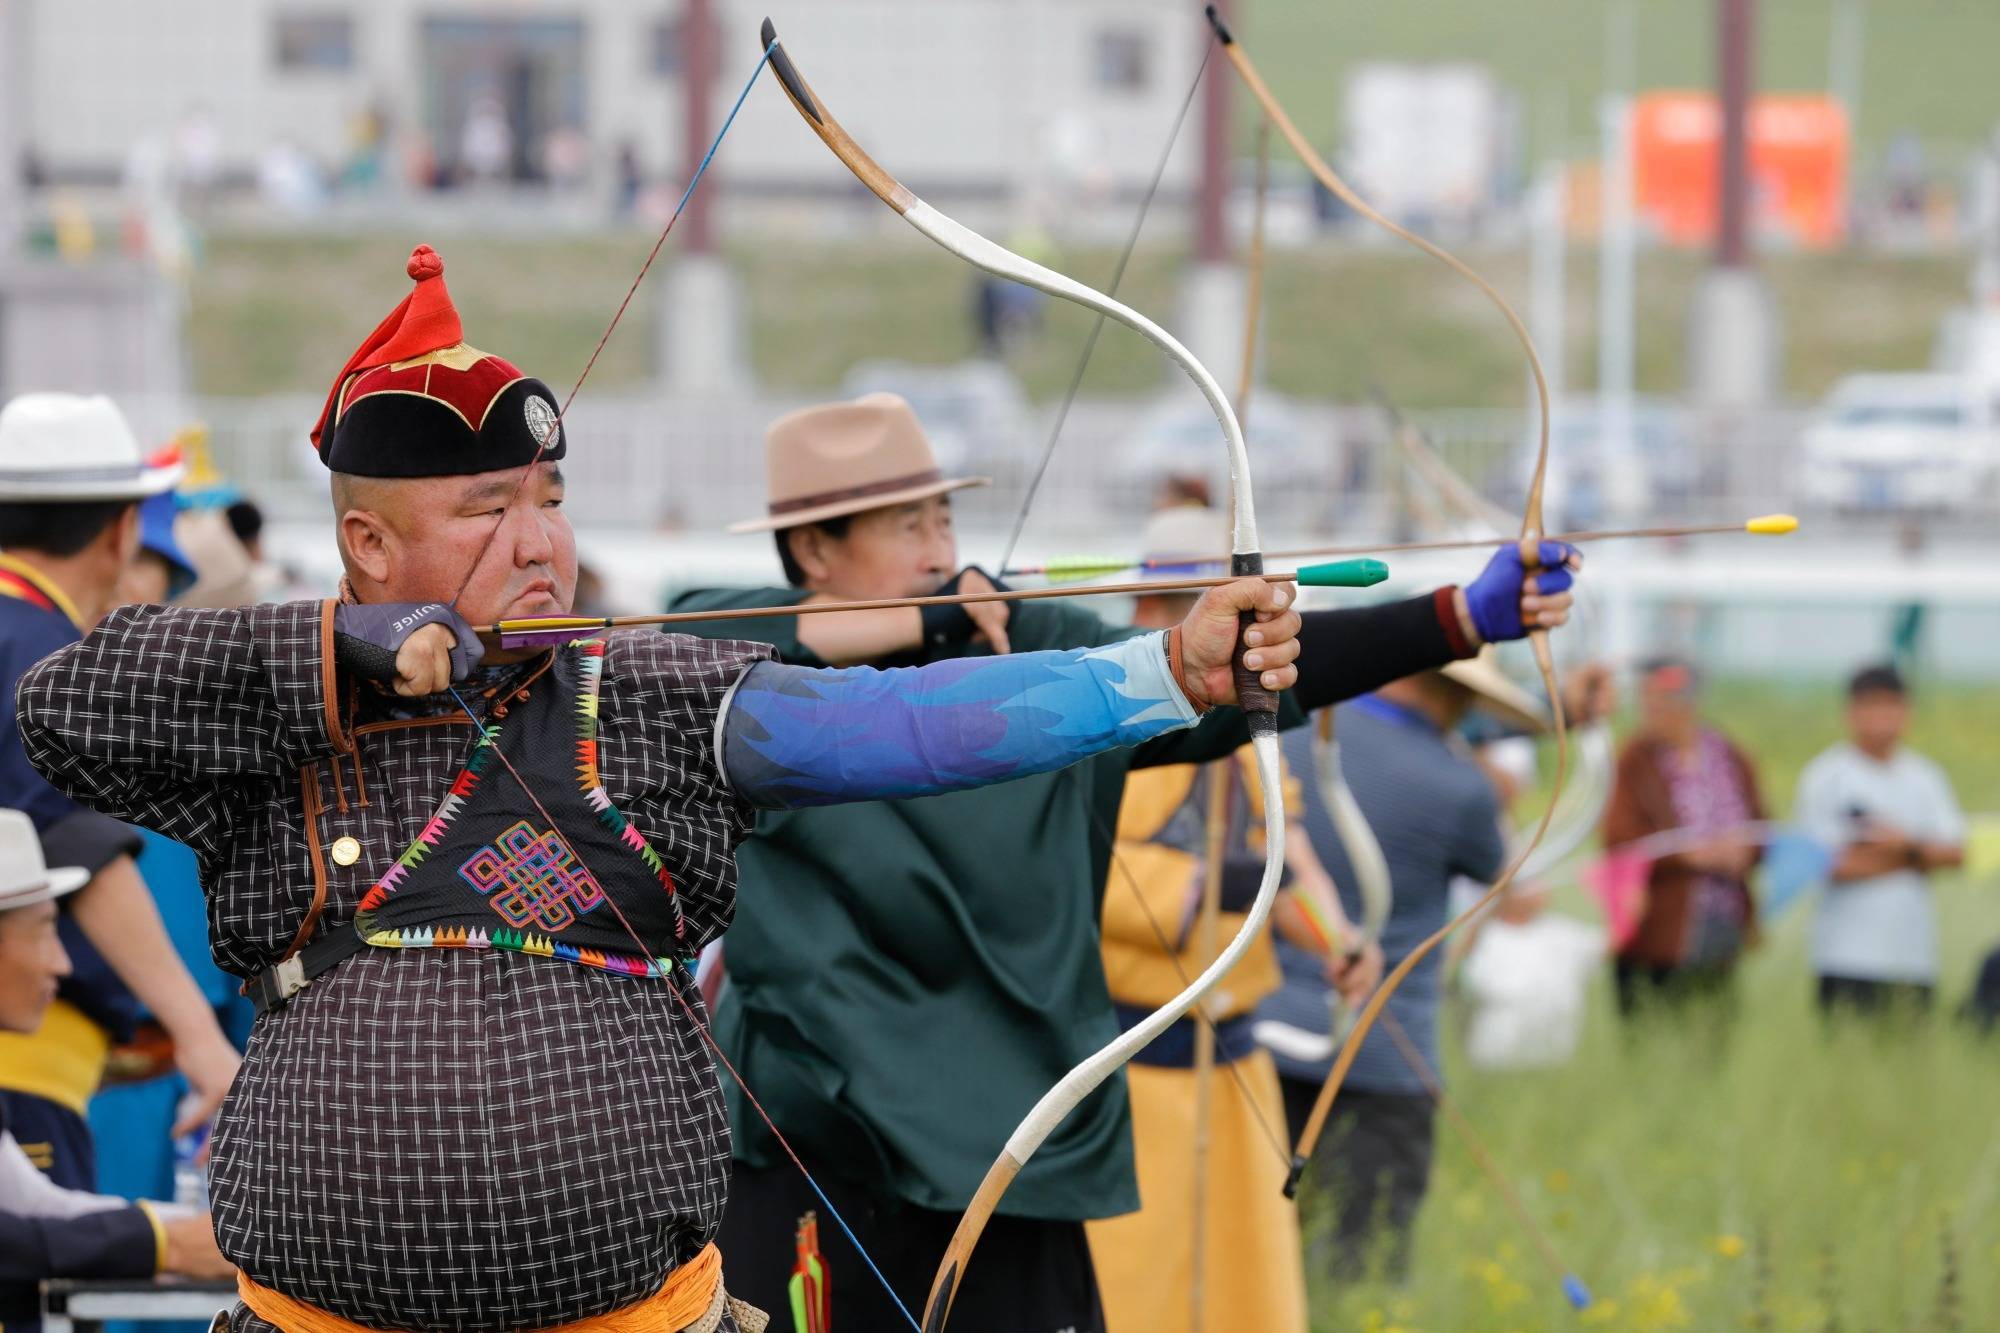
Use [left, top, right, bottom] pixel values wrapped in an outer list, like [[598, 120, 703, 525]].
[[651, 15, 687, 76], [274, 14, 355, 71], [1093, 29, 1149, 93]]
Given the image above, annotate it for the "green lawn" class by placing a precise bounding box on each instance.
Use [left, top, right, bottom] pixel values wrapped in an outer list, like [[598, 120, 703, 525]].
[[188, 233, 1973, 410], [1305, 679, 2000, 1330], [1241, 0, 2000, 161]]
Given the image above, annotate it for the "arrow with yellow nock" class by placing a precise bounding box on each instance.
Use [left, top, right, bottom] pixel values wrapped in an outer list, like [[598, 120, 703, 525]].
[[1002, 514, 1798, 584]]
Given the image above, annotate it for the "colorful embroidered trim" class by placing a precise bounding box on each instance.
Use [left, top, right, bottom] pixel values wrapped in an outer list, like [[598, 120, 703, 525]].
[[572, 640, 685, 933], [353, 640, 687, 979]]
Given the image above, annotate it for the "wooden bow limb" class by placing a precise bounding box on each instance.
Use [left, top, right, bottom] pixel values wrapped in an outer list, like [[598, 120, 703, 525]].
[[1205, 7, 1576, 1200]]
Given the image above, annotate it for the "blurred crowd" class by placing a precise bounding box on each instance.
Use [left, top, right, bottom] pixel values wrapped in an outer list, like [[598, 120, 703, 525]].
[[1266, 647, 1974, 1288]]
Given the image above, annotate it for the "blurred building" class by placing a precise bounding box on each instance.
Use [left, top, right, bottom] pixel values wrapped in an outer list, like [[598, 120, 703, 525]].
[[15, 1, 1207, 204]]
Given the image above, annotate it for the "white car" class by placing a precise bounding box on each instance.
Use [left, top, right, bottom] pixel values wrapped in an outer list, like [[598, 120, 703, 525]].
[[1799, 374, 2000, 514]]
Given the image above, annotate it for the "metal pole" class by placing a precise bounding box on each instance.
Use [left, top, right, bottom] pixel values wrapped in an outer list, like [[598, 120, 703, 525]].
[[681, 0, 716, 256], [1598, 0, 1640, 519], [1195, 0, 1232, 264], [1531, 162, 1568, 411], [1716, 0, 1754, 270]]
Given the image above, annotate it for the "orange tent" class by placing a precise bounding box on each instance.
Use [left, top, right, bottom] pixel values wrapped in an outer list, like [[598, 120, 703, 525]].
[[1630, 92, 1849, 248]]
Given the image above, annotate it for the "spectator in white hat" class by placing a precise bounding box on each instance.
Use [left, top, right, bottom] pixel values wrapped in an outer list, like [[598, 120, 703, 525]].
[[0, 394, 240, 1211], [0, 809, 231, 1322]]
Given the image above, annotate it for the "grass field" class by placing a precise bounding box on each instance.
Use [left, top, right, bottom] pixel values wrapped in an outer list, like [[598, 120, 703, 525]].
[[1305, 679, 2000, 1331], [1242, 0, 2000, 161], [188, 233, 1974, 410]]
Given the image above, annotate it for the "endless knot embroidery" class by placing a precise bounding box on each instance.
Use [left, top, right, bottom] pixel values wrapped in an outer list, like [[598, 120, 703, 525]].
[[458, 819, 606, 932]]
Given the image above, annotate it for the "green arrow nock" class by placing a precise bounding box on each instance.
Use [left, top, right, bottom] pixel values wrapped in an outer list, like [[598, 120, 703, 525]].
[[1295, 558, 1390, 587]]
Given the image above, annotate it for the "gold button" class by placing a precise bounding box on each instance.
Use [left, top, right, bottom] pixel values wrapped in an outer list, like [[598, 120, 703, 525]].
[[330, 836, 362, 867]]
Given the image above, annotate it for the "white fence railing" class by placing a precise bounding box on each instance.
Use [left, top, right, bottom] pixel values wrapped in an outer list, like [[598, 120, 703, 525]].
[[172, 392, 1934, 548]]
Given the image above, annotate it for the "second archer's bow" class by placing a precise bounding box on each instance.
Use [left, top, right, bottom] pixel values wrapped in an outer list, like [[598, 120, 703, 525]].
[[1203, 11, 1579, 1219], [1313, 707, 1394, 983], [753, 20, 1286, 1331], [1374, 391, 1615, 915]]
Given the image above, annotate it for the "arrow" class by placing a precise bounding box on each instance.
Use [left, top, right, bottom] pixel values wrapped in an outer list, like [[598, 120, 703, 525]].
[[482, 559, 1390, 650], [1002, 515, 1798, 583]]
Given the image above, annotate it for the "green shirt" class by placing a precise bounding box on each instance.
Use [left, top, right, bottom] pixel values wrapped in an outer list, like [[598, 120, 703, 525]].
[[673, 586, 1283, 1220]]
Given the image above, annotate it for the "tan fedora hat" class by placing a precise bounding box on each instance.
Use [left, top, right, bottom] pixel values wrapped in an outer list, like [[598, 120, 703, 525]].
[[1439, 646, 1550, 734], [729, 392, 990, 534]]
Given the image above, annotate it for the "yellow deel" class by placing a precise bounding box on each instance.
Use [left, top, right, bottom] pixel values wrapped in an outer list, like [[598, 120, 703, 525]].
[[1087, 750, 1307, 1333]]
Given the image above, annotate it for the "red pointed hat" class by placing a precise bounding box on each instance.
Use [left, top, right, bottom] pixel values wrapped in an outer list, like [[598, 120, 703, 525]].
[[310, 245, 566, 478]]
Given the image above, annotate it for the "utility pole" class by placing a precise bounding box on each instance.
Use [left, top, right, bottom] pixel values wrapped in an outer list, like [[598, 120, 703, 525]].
[[1686, 0, 1780, 408], [681, 0, 716, 258], [659, 0, 750, 393], [1180, 0, 1244, 394], [1598, 0, 1642, 521], [1715, 0, 1751, 271], [1195, 0, 1231, 266]]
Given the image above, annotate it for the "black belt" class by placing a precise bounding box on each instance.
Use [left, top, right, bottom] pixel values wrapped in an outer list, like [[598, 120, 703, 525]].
[[245, 927, 371, 1017]]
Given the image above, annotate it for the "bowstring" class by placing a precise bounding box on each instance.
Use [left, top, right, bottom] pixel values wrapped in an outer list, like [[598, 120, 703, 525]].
[[444, 40, 776, 618], [992, 40, 1214, 574], [414, 41, 925, 1333]]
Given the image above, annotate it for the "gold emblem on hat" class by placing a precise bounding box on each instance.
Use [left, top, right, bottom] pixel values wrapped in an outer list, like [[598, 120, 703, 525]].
[[330, 836, 362, 867]]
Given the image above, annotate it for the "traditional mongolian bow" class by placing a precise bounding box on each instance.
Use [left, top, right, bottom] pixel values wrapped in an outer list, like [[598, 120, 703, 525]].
[[1368, 399, 1605, 1306], [1199, 11, 1579, 1255], [753, 19, 1288, 1330], [1371, 393, 1620, 890], [1313, 708, 1394, 962], [998, 516, 1797, 584]]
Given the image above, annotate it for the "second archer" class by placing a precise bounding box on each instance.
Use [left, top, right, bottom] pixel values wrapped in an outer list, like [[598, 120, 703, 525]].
[[675, 391, 1583, 1332]]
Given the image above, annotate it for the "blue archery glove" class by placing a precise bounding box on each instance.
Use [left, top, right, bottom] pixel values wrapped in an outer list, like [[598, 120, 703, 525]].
[[333, 602, 485, 684], [921, 566, 1008, 653], [1462, 540, 1580, 644]]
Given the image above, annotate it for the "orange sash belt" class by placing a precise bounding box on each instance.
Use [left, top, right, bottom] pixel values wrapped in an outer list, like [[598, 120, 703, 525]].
[[237, 1242, 723, 1332]]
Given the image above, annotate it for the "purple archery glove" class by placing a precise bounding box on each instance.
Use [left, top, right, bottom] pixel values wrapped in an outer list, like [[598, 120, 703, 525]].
[[332, 602, 485, 684], [1462, 540, 1580, 643]]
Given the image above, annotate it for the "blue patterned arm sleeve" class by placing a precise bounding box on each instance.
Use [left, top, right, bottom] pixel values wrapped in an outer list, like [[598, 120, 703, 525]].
[[719, 632, 1200, 809]]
